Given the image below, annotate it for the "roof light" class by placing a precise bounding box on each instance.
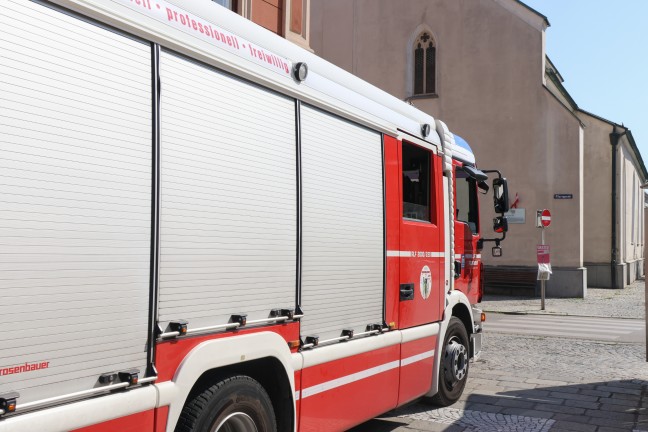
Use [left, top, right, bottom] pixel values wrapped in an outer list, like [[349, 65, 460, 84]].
[[421, 123, 431, 138], [293, 62, 308, 82]]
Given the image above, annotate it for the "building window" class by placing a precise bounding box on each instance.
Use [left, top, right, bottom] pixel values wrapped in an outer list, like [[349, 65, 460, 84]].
[[213, 0, 237, 11], [414, 32, 436, 95], [290, 0, 303, 35], [250, 0, 283, 35], [403, 142, 432, 222]]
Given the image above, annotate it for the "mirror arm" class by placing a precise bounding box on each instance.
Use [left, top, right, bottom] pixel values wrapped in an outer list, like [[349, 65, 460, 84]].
[[477, 230, 507, 250], [481, 169, 503, 179]]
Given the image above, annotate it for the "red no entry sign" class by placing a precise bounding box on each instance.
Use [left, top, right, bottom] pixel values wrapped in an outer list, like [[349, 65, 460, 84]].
[[540, 209, 551, 227]]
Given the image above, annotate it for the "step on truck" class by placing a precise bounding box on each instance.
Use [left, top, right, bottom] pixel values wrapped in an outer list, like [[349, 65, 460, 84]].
[[0, 0, 510, 431]]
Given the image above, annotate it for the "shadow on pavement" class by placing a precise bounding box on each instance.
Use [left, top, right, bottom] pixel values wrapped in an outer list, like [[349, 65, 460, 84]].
[[347, 379, 648, 431]]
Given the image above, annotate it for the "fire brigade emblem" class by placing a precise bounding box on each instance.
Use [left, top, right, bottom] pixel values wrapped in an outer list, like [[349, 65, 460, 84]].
[[420, 265, 432, 299]]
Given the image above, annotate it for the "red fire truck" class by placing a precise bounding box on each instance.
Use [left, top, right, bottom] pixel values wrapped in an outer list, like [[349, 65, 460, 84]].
[[0, 0, 509, 431]]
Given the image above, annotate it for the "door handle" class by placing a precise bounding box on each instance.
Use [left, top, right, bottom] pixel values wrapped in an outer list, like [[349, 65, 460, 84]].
[[400, 283, 414, 301], [454, 260, 462, 279]]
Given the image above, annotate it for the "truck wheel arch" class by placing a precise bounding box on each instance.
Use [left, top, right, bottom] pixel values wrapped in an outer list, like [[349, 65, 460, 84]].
[[159, 332, 296, 432], [426, 290, 475, 398]]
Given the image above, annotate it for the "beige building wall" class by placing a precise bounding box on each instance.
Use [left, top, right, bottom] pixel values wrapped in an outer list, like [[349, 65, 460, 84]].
[[311, 0, 587, 295], [540, 93, 583, 269], [580, 114, 614, 266], [621, 141, 645, 278], [579, 111, 646, 288]]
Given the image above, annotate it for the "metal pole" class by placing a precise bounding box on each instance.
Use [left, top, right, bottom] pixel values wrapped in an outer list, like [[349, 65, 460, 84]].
[[541, 228, 546, 311]]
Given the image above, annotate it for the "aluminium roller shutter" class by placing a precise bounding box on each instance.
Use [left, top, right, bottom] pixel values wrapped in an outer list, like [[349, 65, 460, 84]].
[[300, 105, 384, 341], [158, 51, 297, 330], [0, 1, 152, 403]]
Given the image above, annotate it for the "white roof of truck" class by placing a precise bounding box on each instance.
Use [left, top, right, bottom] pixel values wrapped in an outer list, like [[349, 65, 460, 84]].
[[58, 0, 475, 162]]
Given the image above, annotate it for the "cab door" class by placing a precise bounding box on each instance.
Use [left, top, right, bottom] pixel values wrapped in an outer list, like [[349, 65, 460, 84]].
[[398, 140, 443, 328], [454, 163, 482, 304], [396, 140, 444, 405]]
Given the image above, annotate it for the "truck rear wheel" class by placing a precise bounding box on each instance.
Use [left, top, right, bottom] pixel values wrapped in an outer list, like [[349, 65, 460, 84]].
[[176, 375, 277, 432], [429, 317, 469, 406]]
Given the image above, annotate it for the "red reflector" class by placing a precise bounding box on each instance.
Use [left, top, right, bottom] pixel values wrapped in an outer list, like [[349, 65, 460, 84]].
[[481, 313, 486, 322]]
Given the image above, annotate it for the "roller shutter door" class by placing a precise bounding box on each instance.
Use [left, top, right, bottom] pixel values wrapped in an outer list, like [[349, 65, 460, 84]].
[[158, 51, 297, 330], [0, 1, 152, 403], [300, 105, 384, 341]]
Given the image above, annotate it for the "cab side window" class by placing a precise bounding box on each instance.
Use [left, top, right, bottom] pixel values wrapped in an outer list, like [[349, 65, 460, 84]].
[[402, 142, 432, 222], [455, 168, 479, 233]]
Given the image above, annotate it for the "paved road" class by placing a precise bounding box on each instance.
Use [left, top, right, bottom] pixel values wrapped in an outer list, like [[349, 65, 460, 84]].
[[351, 280, 648, 431], [351, 333, 648, 432], [485, 313, 646, 343]]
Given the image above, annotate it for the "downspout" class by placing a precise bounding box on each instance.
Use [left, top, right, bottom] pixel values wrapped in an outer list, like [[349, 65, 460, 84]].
[[609, 126, 627, 288]]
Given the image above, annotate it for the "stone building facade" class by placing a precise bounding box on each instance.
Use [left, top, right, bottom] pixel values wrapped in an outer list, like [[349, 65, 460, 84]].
[[309, 0, 646, 294]]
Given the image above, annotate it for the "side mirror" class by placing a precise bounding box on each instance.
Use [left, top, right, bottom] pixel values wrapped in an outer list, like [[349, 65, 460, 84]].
[[492, 178, 509, 213], [493, 216, 508, 233]]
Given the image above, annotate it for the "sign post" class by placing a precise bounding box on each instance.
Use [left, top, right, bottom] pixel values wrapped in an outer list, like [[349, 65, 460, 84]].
[[536, 209, 552, 310]]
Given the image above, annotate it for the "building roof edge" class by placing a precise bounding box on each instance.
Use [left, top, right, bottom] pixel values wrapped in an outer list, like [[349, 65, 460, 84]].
[[578, 109, 648, 180], [514, 0, 550, 27]]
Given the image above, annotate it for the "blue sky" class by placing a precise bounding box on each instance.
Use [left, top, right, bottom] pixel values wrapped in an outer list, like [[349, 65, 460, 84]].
[[522, 0, 648, 163]]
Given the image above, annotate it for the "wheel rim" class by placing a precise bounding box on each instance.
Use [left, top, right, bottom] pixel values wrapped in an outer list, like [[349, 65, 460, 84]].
[[212, 412, 258, 432], [443, 336, 468, 388]]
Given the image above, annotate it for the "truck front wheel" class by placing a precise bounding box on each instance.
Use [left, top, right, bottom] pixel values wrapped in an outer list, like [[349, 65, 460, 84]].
[[175, 375, 277, 432], [430, 317, 470, 406]]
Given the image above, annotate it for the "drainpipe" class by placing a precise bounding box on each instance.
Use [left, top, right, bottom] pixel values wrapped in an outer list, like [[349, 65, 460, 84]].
[[609, 126, 627, 289]]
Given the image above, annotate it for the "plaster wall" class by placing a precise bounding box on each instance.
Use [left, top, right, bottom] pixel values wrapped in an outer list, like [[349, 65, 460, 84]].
[[536, 93, 582, 268], [311, 0, 583, 269], [578, 113, 645, 287], [621, 143, 644, 264], [580, 113, 613, 264]]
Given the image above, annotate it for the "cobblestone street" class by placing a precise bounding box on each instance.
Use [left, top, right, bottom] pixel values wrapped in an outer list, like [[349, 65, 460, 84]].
[[479, 280, 645, 319], [351, 280, 648, 431]]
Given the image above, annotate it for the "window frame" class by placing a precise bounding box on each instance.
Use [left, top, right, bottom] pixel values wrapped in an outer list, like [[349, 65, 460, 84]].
[[454, 166, 480, 234], [413, 32, 437, 97], [402, 141, 436, 224], [212, 0, 238, 12]]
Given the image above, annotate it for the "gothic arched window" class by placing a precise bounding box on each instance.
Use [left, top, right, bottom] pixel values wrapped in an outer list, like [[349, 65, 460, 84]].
[[414, 32, 436, 95]]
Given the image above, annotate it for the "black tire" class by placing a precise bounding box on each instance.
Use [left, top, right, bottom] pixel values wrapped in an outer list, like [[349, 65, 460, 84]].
[[429, 317, 470, 406], [175, 375, 277, 432]]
